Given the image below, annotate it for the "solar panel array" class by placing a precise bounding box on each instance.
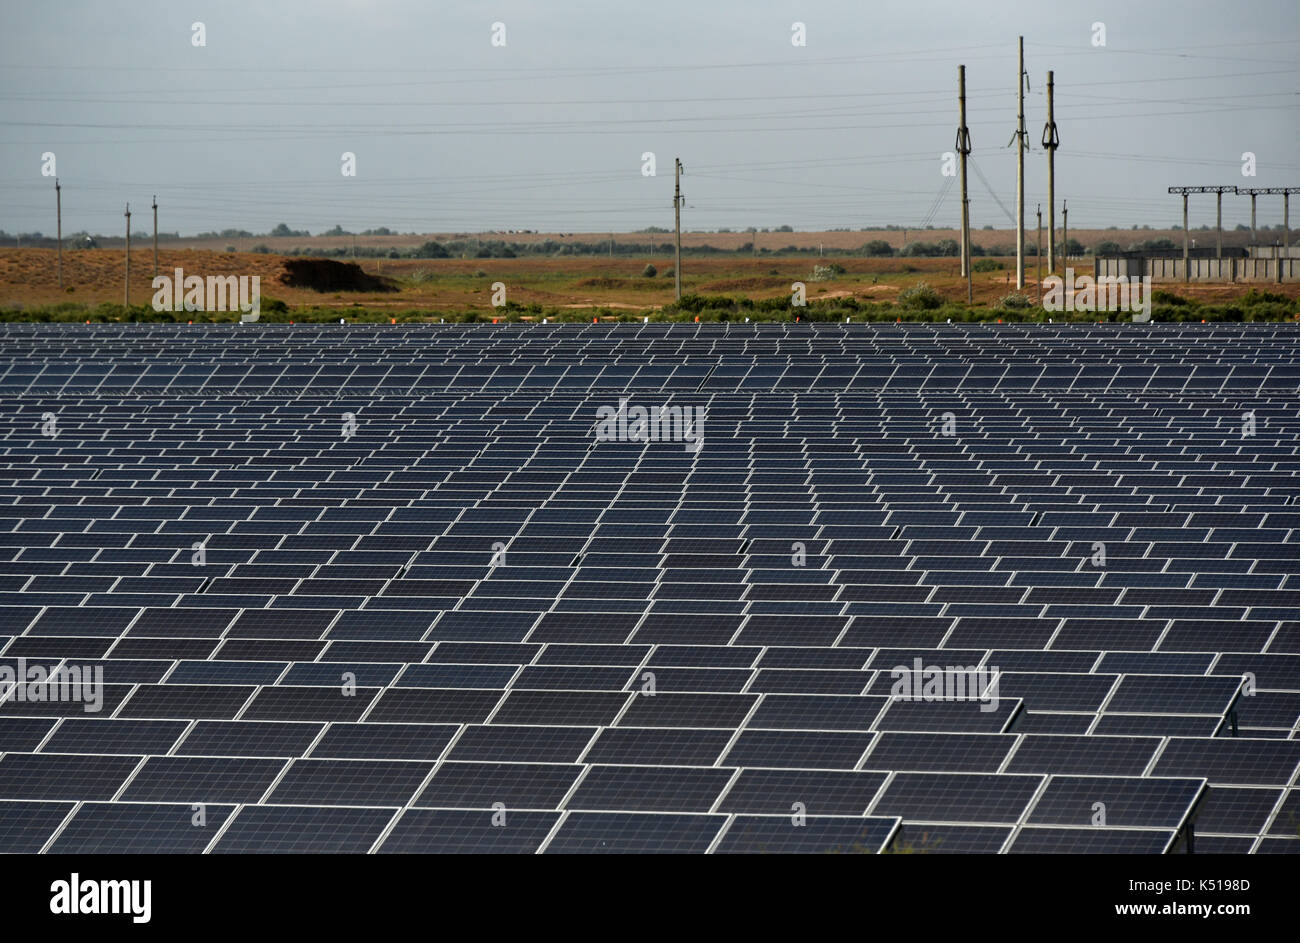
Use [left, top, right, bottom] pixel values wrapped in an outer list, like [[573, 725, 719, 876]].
[[0, 321, 1297, 854]]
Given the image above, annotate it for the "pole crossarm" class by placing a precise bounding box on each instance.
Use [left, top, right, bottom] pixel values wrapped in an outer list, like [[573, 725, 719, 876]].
[[1168, 186, 1236, 195], [1238, 187, 1300, 196]]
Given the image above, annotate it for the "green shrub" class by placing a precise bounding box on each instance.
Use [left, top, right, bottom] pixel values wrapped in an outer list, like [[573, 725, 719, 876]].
[[1152, 289, 1192, 307], [413, 241, 449, 259], [996, 292, 1033, 309], [900, 241, 939, 258], [642, 264, 657, 278], [973, 258, 1004, 272], [898, 282, 943, 310], [810, 263, 846, 281], [1242, 288, 1290, 307]]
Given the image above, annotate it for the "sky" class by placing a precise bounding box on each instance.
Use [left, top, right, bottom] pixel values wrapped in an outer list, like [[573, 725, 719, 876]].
[[1, 0, 1297, 237]]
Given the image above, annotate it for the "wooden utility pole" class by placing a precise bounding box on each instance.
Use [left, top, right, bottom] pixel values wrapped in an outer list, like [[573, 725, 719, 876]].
[[674, 157, 684, 301], [124, 203, 131, 305], [55, 178, 62, 289], [1042, 70, 1059, 273], [1015, 36, 1028, 290], [151, 195, 158, 277]]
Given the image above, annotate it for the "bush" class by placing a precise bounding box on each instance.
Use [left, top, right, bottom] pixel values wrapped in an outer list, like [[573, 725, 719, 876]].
[[250, 244, 271, 254], [996, 292, 1033, 309], [810, 263, 846, 281], [898, 281, 943, 310], [862, 240, 894, 257], [413, 241, 450, 259], [901, 240, 960, 258], [973, 258, 1004, 272], [642, 264, 657, 278], [1094, 241, 1122, 256], [1152, 289, 1192, 307], [224, 245, 236, 253], [1242, 288, 1290, 307]]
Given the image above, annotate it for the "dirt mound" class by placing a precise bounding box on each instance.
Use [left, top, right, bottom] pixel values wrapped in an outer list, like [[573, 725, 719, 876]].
[[278, 258, 397, 292]]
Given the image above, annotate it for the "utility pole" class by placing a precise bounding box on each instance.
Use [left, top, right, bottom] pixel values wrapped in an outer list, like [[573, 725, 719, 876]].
[[1042, 70, 1059, 273], [151, 195, 158, 277], [1215, 190, 1224, 256], [1182, 189, 1189, 283], [1014, 36, 1028, 290], [956, 65, 972, 297], [1169, 187, 1244, 280], [1168, 187, 1191, 283], [1035, 204, 1042, 304], [1062, 200, 1068, 266], [674, 157, 684, 301], [55, 178, 62, 289], [1238, 187, 1300, 255], [124, 203, 132, 305]]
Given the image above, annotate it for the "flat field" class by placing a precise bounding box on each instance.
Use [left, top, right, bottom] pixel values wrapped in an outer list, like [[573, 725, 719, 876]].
[[3, 247, 1296, 318]]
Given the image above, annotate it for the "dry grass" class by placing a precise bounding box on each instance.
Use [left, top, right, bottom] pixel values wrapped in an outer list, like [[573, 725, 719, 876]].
[[2, 247, 1296, 313]]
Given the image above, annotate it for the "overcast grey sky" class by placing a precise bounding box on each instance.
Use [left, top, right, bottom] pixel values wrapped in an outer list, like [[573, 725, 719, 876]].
[[1, 0, 1297, 236]]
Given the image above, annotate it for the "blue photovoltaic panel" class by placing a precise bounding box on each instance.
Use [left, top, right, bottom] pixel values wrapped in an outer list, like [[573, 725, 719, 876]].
[[0, 321, 1297, 854]]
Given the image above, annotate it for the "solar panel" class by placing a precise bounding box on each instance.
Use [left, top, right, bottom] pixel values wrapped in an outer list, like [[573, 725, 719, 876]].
[[1, 321, 1298, 854], [377, 809, 561, 854]]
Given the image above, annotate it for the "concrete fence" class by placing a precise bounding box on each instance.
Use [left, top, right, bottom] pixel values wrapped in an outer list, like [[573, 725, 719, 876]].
[[1096, 256, 1296, 283]]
